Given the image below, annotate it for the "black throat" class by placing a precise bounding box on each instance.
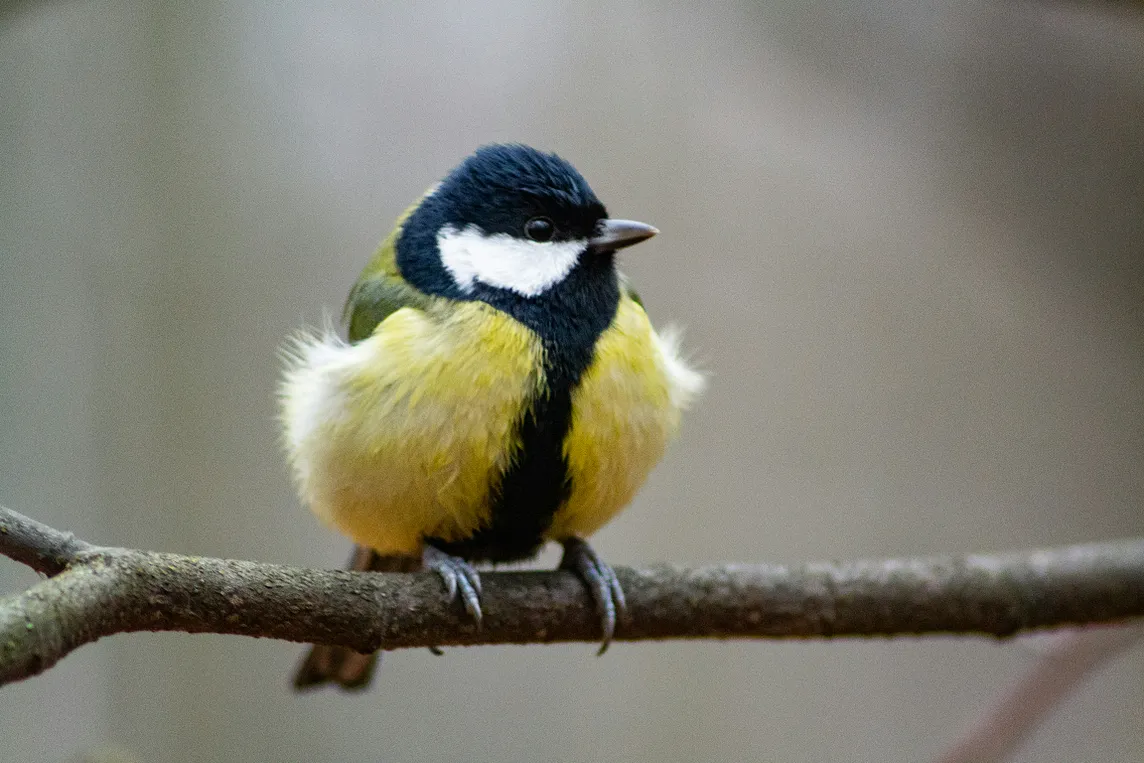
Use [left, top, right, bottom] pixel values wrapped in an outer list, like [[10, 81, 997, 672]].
[[426, 254, 620, 562]]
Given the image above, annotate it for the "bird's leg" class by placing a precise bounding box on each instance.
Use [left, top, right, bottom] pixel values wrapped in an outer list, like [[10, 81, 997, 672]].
[[559, 537, 628, 655], [422, 544, 483, 624]]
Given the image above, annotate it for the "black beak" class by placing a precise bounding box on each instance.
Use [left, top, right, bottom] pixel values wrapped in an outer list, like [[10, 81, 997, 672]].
[[587, 219, 658, 254]]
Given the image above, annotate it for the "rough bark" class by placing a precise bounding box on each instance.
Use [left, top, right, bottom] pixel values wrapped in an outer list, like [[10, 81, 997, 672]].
[[1, 506, 1142, 688]]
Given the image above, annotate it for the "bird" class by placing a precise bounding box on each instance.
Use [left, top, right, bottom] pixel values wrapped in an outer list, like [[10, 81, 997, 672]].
[[280, 143, 703, 690]]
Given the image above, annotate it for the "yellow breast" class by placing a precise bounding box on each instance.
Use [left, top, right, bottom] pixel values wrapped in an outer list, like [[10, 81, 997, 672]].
[[282, 291, 701, 555], [547, 296, 704, 540], [280, 301, 543, 555]]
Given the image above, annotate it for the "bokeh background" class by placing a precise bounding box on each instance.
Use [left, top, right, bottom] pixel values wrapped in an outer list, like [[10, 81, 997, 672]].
[[2, 1, 1142, 761]]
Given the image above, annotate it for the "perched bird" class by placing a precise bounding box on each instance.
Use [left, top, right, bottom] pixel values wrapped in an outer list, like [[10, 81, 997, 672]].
[[281, 144, 703, 690]]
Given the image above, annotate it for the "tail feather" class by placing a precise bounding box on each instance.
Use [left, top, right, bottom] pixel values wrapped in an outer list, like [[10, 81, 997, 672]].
[[293, 644, 379, 692], [292, 546, 421, 692]]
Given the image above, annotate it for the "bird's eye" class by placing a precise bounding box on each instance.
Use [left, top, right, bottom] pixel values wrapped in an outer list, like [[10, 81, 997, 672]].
[[524, 217, 555, 242]]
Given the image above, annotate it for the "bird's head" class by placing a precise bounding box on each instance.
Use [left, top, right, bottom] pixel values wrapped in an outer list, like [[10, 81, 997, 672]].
[[395, 144, 657, 306]]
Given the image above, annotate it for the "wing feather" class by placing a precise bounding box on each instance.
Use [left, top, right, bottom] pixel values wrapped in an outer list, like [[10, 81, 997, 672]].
[[343, 198, 431, 343]]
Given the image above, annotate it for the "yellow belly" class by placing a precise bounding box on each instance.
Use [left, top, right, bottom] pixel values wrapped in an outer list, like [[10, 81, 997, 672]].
[[281, 294, 701, 554], [547, 297, 698, 540], [281, 301, 543, 555]]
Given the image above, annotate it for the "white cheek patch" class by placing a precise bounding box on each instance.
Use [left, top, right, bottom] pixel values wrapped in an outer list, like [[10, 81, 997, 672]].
[[436, 224, 586, 297]]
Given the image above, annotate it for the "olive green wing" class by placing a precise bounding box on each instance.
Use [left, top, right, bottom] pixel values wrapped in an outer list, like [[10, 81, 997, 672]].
[[343, 272, 432, 343], [343, 199, 432, 344]]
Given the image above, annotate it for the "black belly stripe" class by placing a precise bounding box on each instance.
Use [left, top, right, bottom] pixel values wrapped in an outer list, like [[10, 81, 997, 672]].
[[426, 254, 620, 563]]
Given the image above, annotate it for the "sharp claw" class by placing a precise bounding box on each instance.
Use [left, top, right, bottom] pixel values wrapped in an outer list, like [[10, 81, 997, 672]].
[[598, 564, 625, 655], [596, 601, 617, 656], [609, 571, 628, 619], [423, 546, 483, 626], [559, 538, 627, 655], [455, 569, 483, 624]]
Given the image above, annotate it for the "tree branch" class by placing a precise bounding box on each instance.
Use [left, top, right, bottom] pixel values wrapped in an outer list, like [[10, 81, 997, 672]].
[[0, 506, 94, 576], [1, 505, 1142, 688]]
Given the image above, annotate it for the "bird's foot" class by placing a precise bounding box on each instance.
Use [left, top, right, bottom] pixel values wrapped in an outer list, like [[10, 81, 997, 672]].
[[559, 538, 627, 655], [423, 545, 483, 625]]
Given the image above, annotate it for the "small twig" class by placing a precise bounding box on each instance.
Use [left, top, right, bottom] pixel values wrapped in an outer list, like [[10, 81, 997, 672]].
[[0, 507, 94, 576], [1, 505, 1143, 688], [934, 622, 1144, 763]]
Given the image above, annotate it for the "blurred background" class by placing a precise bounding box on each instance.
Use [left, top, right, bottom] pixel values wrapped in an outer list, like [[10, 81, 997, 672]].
[[2, 1, 1142, 761]]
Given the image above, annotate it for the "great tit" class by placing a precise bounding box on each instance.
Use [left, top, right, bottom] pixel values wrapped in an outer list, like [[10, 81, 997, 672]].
[[281, 144, 703, 690]]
